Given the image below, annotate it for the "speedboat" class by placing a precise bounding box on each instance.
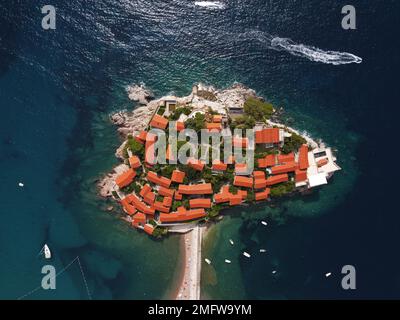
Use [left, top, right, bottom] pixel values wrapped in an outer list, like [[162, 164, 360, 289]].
[[205, 258, 211, 265], [243, 252, 251, 258]]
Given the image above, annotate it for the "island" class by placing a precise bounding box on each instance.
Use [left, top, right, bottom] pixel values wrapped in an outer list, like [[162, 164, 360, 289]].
[[98, 83, 341, 299]]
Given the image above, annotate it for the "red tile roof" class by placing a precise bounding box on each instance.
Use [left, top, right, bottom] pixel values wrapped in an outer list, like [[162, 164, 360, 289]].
[[295, 169, 308, 183], [143, 224, 155, 235], [171, 170, 185, 183], [129, 155, 141, 169], [130, 194, 155, 215], [206, 123, 222, 131], [213, 115, 223, 123], [298, 144, 309, 170], [154, 201, 170, 213], [139, 184, 152, 198], [212, 160, 227, 171], [235, 163, 249, 175], [255, 189, 271, 201], [163, 196, 173, 207], [266, 174, 289, 186], [214, 185, 231, 204], [317, 158, 328, 167], [277, 153, 295, 164], [229, 194, 242, 206], [253, 171, 266, 179], [121, 199, 137, 215], [147, 171, 172, 188], [270, 162, 297, 175], [158, 186, 174, 198], [132, 212, 146, 225], [258, 154, 276, 168], [176, 121, 185, 132], [115, 169, 136, 188], [233, 176, 254, 188], [150, 114, 168, 130], [159, 208, 206, 223], [255, 128, 280, 144], [189, 198, 212, 209], [187, 158, 205, 171], [174, 191, 183, 200], [143, 191, 156, 205], [135, 131, 147, 144], [254, 178, 267, 189], [178, 183, 213, 195]]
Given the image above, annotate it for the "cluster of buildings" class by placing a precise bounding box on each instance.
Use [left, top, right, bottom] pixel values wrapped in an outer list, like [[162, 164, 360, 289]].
[[112, 103, 340, 236]]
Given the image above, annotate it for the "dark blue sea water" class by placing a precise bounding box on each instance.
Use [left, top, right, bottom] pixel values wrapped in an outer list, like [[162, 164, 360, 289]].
[[0, 0, 399, 299]]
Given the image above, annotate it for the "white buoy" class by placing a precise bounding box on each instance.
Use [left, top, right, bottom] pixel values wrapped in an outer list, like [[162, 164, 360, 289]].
[[261, 221, 267, 226], [229, 239, 234, 245], [243, 252, 251, 258], [225, 259, 231, 264], [325, 272, 332, 277], [205, 258, 211, 265], [259, 249, 267, 253], [18, 182, 24, 187]]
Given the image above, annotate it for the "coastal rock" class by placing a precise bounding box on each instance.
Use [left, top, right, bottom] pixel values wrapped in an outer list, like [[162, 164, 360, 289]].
[[126, 83, 154, 105], [98, 163, 129, 197]]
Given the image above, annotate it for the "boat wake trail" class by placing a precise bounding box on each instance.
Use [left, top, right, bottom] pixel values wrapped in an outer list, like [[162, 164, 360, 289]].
[[241, 31, 362, 65], [194, 1, 226, 10], [270, 37, 362, 65]]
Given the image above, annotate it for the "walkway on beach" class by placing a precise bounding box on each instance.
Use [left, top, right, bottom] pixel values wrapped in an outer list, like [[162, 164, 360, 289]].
[[176, 225, 202, 300]]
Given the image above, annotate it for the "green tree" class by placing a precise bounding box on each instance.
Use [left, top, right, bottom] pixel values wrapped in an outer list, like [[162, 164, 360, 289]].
[[244, 97, 274, 120]]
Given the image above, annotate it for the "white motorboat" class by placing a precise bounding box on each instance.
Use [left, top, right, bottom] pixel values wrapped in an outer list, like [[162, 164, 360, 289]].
[[325, 272, 332, 277], [261, 221, 268, 226], [259, 249, 267, 253], [205, 258, 211, 265], [229, 239, 234, 245], [225, 259, 231, 264], [243, 252, 251, 258]]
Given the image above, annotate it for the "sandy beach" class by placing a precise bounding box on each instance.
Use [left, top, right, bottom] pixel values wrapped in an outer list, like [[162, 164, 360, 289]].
[[174, 226, 203, 300]]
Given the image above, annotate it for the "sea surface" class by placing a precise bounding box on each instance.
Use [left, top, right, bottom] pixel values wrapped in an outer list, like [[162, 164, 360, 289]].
[[0, 0, 399, 299]]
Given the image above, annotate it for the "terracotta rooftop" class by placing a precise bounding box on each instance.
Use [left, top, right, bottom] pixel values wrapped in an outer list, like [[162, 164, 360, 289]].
[[189, 198, 212, 209], [298, 144, 309, 170], [171, 170, 185, 183], [147, 171, 172, 188], [255, 128, 280, 144], [129, 155, 141, 169], [115, 169, 136, 188], [178, 183, 213, 195], [150, 114, 168, 130], [265, 174, 289, 186], [233, 176, 254, 188], [270, 162, 297, 175]]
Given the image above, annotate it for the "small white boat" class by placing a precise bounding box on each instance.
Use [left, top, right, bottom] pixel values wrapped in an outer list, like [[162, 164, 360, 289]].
[[225, 259, 231, 264], [243, 252, 251, 258], [18, 182, 24, 187], [259, 249, 267, 253], [272, 270, 277, 274], [229, 239, 234, 245], [261, 221, 268, 226], [205, 258, 211, 265], [325, 272, 332, 278], [43, 244, 51, 259]]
